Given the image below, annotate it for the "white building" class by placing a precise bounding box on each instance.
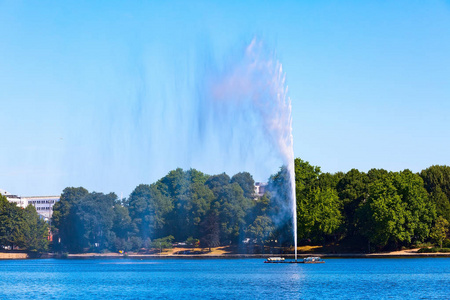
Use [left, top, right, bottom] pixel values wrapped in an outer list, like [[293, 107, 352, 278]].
[[1, 189, 60, 220], [254, 182, 268, 200], [23, 196, 60, 219]]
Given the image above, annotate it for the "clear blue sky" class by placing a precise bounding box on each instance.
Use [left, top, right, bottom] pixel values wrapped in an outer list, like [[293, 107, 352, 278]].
[[1, 0, 449, 196]]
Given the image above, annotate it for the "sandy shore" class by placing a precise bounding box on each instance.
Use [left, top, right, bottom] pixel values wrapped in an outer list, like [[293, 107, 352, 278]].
[[67, 247, 450, 259], [2, 247, 450, 260], [0, 252, 28, 259]]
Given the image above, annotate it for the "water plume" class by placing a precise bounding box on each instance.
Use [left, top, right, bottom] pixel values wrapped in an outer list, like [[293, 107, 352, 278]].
[[200, 38, 297, 259]]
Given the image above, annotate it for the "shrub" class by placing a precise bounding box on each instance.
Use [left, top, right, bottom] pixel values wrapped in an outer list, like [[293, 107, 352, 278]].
[[418, 247, 450, 253], [442, 239, 450, 248]]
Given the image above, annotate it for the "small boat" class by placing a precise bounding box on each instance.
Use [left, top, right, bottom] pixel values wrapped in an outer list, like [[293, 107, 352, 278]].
[[302, 256, 325, 264], [265, 257, 285, 263], [264, 256, 325, 264]]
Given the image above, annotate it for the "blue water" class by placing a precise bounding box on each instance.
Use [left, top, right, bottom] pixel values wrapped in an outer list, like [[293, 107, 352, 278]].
[[0, 258, 449, 299]]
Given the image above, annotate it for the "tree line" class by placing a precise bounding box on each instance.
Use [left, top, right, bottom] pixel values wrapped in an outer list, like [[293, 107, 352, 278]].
[[2, 160, 449, 253], [51, 169, 286, 253], [295, 160, 450, 251]]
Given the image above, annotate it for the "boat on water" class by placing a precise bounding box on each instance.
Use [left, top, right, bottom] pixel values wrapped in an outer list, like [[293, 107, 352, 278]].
[[264, 256, 325, 264], [265, 257, 285, 262], [302, 256, 325, 264]]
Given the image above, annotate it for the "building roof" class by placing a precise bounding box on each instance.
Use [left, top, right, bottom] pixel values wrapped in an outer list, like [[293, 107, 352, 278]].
[[0, 189, 11, 196]]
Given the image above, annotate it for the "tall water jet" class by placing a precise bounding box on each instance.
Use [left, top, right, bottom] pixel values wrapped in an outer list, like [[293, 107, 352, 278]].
[[203, 39, 297, 260]]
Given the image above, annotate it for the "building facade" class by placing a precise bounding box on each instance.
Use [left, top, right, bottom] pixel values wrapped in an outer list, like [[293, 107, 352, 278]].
[[1, 189, 60, 220]]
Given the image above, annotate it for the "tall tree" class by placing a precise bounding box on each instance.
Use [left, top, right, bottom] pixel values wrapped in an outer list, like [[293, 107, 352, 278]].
[[21, 205, 49, 253], [171, 181, 214, 241], [247, 215, 275, 250], [205, 173, 231, 197], [216, 182, 252, 244], [0, 195, 23, 249], [420, 165, 450, 222], [231, 172, 255, 199], [295, 158, 321, 192], [75, 192, 117, 251], [357, 171, 435, 250], [393, 170, 435, 242], [430, 216, 449, 248], [200, 209, 220, 251], [297, 187, 342, 243], [128, 184, 173, 241], [52, 187, 89, 252], [336, 169, 369, 240]]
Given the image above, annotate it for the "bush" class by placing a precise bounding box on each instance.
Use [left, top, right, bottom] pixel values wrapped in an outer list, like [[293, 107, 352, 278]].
[[186, 237, 200, 247], [150, 236, 174, 251], [413, 241, 434, 248], [418, 247, 450, 253], [442, 239, 450, 248]]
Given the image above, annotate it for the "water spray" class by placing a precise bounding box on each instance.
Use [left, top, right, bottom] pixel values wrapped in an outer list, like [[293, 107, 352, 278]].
[[206, 39, 297, 260]]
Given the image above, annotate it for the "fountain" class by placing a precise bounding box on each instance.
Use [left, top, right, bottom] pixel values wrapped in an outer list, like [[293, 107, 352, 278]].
[[206, 39, 297, 260]]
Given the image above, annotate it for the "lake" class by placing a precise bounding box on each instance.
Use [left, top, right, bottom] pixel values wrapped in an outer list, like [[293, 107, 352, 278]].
[[1, 258, 449, 299]]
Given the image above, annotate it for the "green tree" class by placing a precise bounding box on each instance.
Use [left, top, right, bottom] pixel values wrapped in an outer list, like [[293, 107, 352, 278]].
[[297, 187, 342, 243], [76, 192, 117, 252], [294, 158, 321, 192], [52, 187, 89, 252], [185, 236, 199, 247], [150, 235, 174, 253], [231, 172, 255, 199], [252, 192, 271, 217], [247, 215, 275, 249], [171, 181, 214, 241], [160, 168, 213, 241], [429, 187, 450, 222], [393, 170, 435, 243], [336, 169, 369, 241], [293, 159, 323, 243], [357, 177, 406, 250], [128, 184, 173, 241], [430, 216, 449, 248], [216, 183, 252, 244], [21, 205, 49, 254], [0, 195, 24, 249], [318, 172, 344, 190], [200, 209, 220, 251], [112, 204, 134, 240], [357, 171, 435, 250], [111, 204, 134, 251], [420, 165, 450, 222], [205, 173, 231, 197]]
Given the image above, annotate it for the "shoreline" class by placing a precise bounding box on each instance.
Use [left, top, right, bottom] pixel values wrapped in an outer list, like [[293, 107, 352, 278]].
[[2, 249, 450, 260]]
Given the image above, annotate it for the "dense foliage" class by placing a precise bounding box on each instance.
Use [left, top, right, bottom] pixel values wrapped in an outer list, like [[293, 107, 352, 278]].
[[51, 169, 280, 253], [295, 160, 448, 251], [50, 163, 450, 253], [3, 161, 449, 254], [0, 195, 49, 253]]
